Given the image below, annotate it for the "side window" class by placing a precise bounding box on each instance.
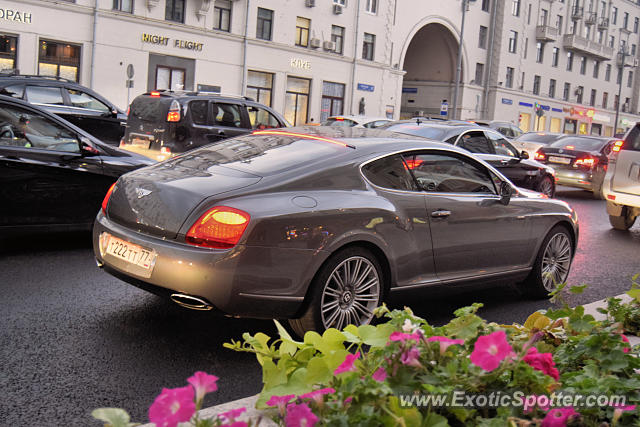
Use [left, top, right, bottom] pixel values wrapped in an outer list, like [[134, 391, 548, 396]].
[[362, 154, 416, 191], [24, 86, 65, 105], [487, 132, 519, 157], [457, 131, 493, 154], [497, 127, 513, 137], [402, 151, 496, 194], [247, 105, 281, 129], [190, 100, 208, 126], [623, 125, 640, 151], [444, 135, 458, 144], [0, 103, 79, 152], [66, 89, 110, 112], [0, 84, 25, 99], [212, 103, 243, 128]]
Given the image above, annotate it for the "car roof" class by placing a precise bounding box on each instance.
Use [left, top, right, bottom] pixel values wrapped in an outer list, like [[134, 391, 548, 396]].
[[326, 115, 390, 122], [136, 90, 256, 103], [382, 120, 488, 132]]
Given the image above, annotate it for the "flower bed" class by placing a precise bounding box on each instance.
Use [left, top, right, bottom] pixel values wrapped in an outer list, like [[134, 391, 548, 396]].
[[95, 283, 640, 427]]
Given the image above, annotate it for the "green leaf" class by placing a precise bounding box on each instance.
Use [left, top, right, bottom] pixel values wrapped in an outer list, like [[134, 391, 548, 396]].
[[305, 356, 332, 386], [257, 368, 310, 409], [91, 408, 138, 427], [359, 323, 394, 347], [423, 412, 450, 427], [315, 329, 346, 354], [627, 288, 640, 303], [445, 314, 483, 340], [570, 284, 587, 294], [387, 396, 424, 427]]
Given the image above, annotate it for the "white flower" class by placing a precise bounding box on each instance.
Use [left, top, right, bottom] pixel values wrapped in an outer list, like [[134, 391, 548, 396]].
[[402, 318, 418, 333]]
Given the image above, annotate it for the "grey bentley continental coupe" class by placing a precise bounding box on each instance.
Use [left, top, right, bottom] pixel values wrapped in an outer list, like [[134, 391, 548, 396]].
[[93, 127, 578, 336]]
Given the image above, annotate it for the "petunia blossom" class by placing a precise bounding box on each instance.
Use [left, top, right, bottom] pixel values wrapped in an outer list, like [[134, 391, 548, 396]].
[[372, 367, 387, 382], [285, 402, 318, 427], [541, 407, 579, 427], [427, 336, 465, 354], [218, 407, 247, 422], [266, 394, 296, 416], [402, 319, 418, 333], [389, 331, 422, 343], [148, 386, 196, 427], [522, 347, 560, 381], [334, 352, 360, 375], [343, 396, 353, 405], [299, 388, 335, 406], [187, 371, 219, 403], [400, 346, 422, 368], [610, 402, 636, 423], [470, 330, 514, 372], [220, 422, 248, 427], [621, 334, 631, 354]]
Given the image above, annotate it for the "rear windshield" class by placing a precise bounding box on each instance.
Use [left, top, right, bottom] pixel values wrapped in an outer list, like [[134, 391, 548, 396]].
[[384, 124, 447, 141], [129, 97, 168, 122], [516, 133, 562, 144], [549, 137, 606, 151], [322, 118, 357, 127]]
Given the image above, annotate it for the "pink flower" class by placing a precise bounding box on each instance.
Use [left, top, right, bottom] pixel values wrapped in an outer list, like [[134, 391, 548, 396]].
[[542, 407, 579, 427], [299, 388, 335, 405], [427, 336, 465, 354], [334, 352, 360, 375], [470, 330, 514, 372], [344, 397, 353, 405], [187, 371, 219, 402], [400, 346, 422, 368], [285, 402, 318, 427], [389, 331, 422, 343], [221, 423, 248, 427], [621, 334, 631, 354], [148, 386, 196, 427], [266, 394, 296, 415], [218, 407, 246, 422], [523, 347, 560, 381], [610, 403, 636, 411], [372, 367, 387, 382]]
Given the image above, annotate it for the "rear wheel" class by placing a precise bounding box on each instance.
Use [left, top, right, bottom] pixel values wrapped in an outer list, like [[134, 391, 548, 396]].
[[609, 208, 637, 230], [288, 247, 383, 338], [535, 175, 555, 198], [523, 225, 573, 298]]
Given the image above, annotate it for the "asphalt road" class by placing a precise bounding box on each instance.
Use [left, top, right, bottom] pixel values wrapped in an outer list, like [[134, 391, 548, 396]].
[[1, 187, 639, 426]]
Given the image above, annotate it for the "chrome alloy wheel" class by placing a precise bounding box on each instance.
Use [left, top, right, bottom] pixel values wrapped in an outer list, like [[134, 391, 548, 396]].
[[541, 233, 572, 291], [539, 179, 554, 197], [320, 256, 381, 330]]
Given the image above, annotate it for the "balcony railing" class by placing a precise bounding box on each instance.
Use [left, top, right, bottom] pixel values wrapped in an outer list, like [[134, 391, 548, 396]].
[[585, 12, 597, 25], [563, 34, 614, 60], [536, 25, 559, 41], [598, 17, 609, 29], [571, 6, 584, 20]]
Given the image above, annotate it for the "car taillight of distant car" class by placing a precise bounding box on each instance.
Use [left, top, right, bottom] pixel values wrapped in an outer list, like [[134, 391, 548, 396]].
[[612, 140, 624, 153], [573, 157, 597, 168], [534, 151, 546, 161]]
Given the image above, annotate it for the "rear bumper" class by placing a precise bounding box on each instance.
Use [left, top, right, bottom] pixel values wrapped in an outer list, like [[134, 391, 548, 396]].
[[554, 168, 594, 190], [93, 212, 322, 319]]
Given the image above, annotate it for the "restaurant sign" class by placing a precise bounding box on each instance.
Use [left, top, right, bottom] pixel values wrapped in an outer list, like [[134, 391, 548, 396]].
[[142, 33, 203, 51], [0, 7, 32, 23]]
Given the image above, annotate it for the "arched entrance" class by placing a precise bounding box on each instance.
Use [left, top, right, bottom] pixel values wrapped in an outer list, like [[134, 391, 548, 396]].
[[401, 23, 459, 119]]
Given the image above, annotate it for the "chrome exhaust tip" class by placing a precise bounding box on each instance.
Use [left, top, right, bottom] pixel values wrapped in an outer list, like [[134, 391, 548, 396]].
[[95, 258, 104, 268], [170, 293, 213, 311]]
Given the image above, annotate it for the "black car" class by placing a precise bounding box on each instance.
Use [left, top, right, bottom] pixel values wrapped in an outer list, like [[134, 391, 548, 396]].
[[535, 135, 617, 198], [380, 120, 557, 197], [120, 90, 288, 161], [0, 95, 154, 235], [0, 73, 127, 146]]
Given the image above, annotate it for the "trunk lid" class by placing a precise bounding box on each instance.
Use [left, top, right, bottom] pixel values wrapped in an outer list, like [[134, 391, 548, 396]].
[[124, 96, 171, 151]]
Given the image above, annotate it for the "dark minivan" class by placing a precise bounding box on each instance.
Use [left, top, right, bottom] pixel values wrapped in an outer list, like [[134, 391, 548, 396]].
[[120, 91, 288, 161]]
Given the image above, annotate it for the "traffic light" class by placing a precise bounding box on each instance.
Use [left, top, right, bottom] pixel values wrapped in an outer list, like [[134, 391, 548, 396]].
[[535, 102, 544, 117]]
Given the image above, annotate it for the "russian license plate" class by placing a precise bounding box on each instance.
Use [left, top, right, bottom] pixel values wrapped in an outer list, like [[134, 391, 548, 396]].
[[548, 156, 571, 165], [131, 137, 151, 148], [102, 233, 156, 270]]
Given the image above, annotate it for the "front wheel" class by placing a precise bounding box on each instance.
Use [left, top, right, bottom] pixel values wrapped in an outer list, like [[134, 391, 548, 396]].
[[535, 175, 555, 198], [609, 209, 637, 230], [522, 225, 573, 298], [288, 247, 383, 338]]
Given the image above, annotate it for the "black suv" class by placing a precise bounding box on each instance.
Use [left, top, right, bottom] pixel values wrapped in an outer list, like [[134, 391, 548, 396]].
[[0, 73, 126, 146], [120, 90, 288, 161]]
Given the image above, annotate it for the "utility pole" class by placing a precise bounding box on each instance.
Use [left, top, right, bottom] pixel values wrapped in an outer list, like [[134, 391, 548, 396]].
[[452, 0, 476, 120], [614, 46, 629, 134]]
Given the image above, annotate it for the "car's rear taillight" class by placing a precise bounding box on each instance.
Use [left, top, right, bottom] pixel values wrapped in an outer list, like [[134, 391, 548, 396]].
[[574, 157, 597, 168], [612, 140, 624, 153], [102, 183, 116, 214], [186, 206, 250, 249], [534, 151, 545, 161], [167, 100, 181, 122]]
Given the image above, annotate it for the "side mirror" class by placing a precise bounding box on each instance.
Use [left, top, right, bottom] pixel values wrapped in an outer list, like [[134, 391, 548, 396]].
[[499, 181, 513, 205], [80, 137, 100, 156], [519, 150, 529, 160]]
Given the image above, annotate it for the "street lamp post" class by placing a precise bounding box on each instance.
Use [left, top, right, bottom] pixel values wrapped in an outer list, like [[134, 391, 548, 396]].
[[614, 47, 630, 134], [451, 0, 475, 120]]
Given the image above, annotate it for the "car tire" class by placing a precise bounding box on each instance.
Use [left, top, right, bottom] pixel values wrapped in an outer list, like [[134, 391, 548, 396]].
[[609, 209, 637, 231], [535, 175, 555, 198], [522, 225, 573, 299], [288, 247, 384, 338]]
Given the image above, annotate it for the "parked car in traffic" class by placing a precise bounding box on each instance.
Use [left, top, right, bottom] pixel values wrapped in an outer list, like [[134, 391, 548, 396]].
[[469, 120, 524, 138], [513, 132, 566, 157], [120, 90, 288, 161], [321, 115, 392, 128], [94, 127, 578, 336], [0, 95, 154, 236], [602, 124, 640, 230], [533, 135, 617, 198], [0, 73, 126, 146], [380, 120, 557, 197]]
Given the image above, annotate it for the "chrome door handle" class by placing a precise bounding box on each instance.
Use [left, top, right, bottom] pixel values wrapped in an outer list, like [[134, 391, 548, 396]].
[[431, 209, 451, 218], [500, 159, 510, 164]]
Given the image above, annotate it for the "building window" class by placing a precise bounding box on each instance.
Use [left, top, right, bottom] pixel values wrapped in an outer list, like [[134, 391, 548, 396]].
[[563, 82, 570, 101], [533, 75, 541, 95], [474, 63, 484, 84], [576, 85, 583, 103], [331, 25, 345, 55], [589, 89, 596, 106], [628, 71, 633, 88], [635, 17, 639, 34], [623, 12, 629, 30], [632, 44, 637, 56], [165, 0, 184, 23], [155, 66, 185, 90], [566, 51, 574, 71], [614, 94, 619, 111], [609, 35, 615, 48], [333, 0, 346, 4], [214, 1, 231, 32], [112, 0, 133, 13], [512, 0, 520, 16], [363, 33, 375, 60], [479, 26, 488, 49], [0, 35, 17, 71], [256, 8, 273, 41], [605, 64, 611, 81], [523, 37, 528, 58], [536, 42, 544, 63], [549, 79, 556, 98], [365, 0, 377, 14], [295, 17, 310, 47], [556, 15, 563, 33], [508, 31, 518, 53], [552, 47, 559, 67], [539, 8, 548, 25], [38, 39, 81, 82], [597, 30, 604, 44], [284, 76, 310, 126], [580, 56, 587, 74], [521, 71, 525, 89], [320, 81, 345, 122], [624, 97, 630, 112], [612, 7, 617, 24], [602, 92, 608, 109], [616, 67, 622, 85], [482, 0, 490, 12], [246, 71, 273, 107], [506, 66, 514, 88]]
